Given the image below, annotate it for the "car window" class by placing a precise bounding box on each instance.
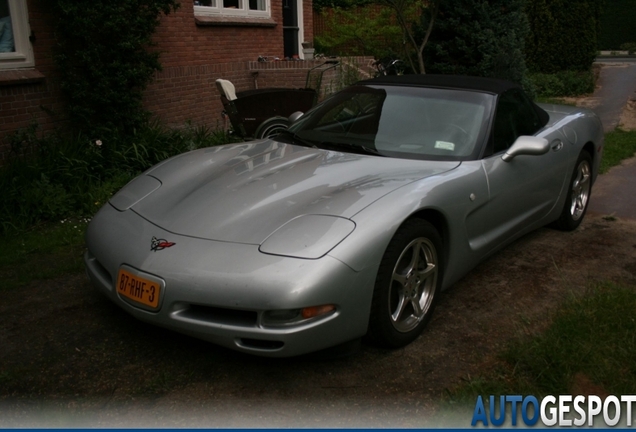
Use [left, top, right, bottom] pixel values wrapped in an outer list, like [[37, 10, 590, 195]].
[[315, 92, 382, 131], [492, 89, 543, 154], [374, 92, 487, 157], [287, 85, 494, 161]]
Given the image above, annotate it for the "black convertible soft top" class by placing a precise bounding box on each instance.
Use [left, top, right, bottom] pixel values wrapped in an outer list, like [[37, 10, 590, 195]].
[[360, 73, 550, 128], [360, 74, 520, 95]]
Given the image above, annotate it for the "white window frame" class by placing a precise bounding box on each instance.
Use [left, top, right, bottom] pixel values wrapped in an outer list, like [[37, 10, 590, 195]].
[[0, 0, 34, 70], [194, 0, 270, 19]]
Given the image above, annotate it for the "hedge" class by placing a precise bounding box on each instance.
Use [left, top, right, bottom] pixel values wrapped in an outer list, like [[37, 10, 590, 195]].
[[598, 0, 636, 50], [525, 0, 602, 73]]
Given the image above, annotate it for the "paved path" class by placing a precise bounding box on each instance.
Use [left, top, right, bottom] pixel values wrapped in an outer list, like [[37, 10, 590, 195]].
[[588, 156, 636, 219], [592, 61, 636, 132], [587, 61, 636, 219]]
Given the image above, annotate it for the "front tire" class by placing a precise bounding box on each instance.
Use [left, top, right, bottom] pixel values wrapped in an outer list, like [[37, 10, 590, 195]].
[[366, 219, 443, 348], [555, 150, 592, 231]]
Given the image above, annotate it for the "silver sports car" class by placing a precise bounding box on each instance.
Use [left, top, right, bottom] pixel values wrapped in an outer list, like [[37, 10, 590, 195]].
[[85, 75, 604, 357]]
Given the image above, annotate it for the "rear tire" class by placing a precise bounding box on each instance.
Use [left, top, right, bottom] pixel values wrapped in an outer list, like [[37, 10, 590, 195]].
[[366, 219, 443, 348], [554, 150, 592, 231], [255, 117, 289, 139]]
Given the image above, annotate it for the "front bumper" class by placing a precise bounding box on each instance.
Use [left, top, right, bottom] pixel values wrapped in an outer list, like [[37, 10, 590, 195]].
[[84, 204, 376, 357]]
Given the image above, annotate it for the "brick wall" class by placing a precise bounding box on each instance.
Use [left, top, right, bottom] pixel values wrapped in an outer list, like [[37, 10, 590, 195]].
[[302, 0, 313, 46], [0, 0, 62, 162], [0, 0, 320, 162], [142, 1, 324, 130], [152, 4, 285, 66], [143, 59, 343, 129]]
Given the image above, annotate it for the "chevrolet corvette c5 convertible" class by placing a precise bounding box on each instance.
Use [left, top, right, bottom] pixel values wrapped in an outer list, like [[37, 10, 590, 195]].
[[85, 75, 604, 357]]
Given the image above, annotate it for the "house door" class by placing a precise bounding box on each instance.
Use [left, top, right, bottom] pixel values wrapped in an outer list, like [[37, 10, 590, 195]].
[[283, 0, 298, 58]]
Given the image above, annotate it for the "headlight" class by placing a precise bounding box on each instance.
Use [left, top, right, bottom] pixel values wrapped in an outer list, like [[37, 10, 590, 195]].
[[259, 214, 355, 259], [109, 175, 161, 211]]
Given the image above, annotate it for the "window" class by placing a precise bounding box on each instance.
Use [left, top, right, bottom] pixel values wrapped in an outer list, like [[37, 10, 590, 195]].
[[194, 0, 269, 18], [287, 85, 494, 161], [491, 89, 543, 154], [0, 0, 34, 69]]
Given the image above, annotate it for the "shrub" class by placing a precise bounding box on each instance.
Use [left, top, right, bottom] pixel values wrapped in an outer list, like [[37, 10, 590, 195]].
[[620, 42, 636, 55], [529, 70, 595, 98], [51, 0, 180, 139], [525, 0, 602, 73], [0, 121, 238, 234], [424, 0, 530, 85]]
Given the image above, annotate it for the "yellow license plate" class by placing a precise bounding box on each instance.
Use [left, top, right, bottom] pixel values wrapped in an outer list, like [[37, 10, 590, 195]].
[[117, 268, 162, 310]]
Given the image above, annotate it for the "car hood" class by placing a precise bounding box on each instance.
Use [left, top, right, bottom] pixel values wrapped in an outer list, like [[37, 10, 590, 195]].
[[126, 140, 460, 244]]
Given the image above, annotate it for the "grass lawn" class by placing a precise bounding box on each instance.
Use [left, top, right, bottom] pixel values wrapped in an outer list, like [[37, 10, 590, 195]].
[[446, 282, 636, 403], [0, 219, 88, 291], [601, 129, 636, 173]]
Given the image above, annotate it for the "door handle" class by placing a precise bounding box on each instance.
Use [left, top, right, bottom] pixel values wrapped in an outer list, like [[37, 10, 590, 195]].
[[551, 140, 563, 152]]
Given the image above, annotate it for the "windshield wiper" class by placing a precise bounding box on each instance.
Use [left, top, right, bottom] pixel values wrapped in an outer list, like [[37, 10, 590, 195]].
[[319, 141, 387, 157], [276, 131, 386, 157], [275, 130, 318, 149]]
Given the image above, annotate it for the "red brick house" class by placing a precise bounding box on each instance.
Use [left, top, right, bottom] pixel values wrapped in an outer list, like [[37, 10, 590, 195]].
[[0, 0, 317, 161]]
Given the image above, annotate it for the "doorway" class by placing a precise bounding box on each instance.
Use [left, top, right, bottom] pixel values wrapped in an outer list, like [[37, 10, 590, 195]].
[[282, 0, 298, 58]]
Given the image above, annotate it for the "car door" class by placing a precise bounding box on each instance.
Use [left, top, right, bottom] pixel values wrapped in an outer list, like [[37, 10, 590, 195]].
[[465, 89, 570, 253]]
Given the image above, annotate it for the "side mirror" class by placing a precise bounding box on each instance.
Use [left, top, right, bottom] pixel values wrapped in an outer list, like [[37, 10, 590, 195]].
[[502, 136, 549, 162], [288, 111, 304, 124]]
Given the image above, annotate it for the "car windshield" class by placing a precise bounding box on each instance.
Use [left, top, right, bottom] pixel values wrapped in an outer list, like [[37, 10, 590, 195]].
[[282, 84, 494, 161]]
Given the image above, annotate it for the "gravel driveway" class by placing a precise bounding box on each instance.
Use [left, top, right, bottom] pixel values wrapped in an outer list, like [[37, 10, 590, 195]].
[[1, 213, 635, 427]]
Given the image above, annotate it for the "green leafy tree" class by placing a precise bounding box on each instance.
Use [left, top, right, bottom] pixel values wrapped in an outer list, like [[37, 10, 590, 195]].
[[599, 0, 636, 50], [52, 0, 180, 138], [314, 4, 404, 58], [423, 0, 530, 84], [314, 0, 437, 73], [525, 0, 603, 73], [380, 0, 439, 73], [313, 0, 374, 12]]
